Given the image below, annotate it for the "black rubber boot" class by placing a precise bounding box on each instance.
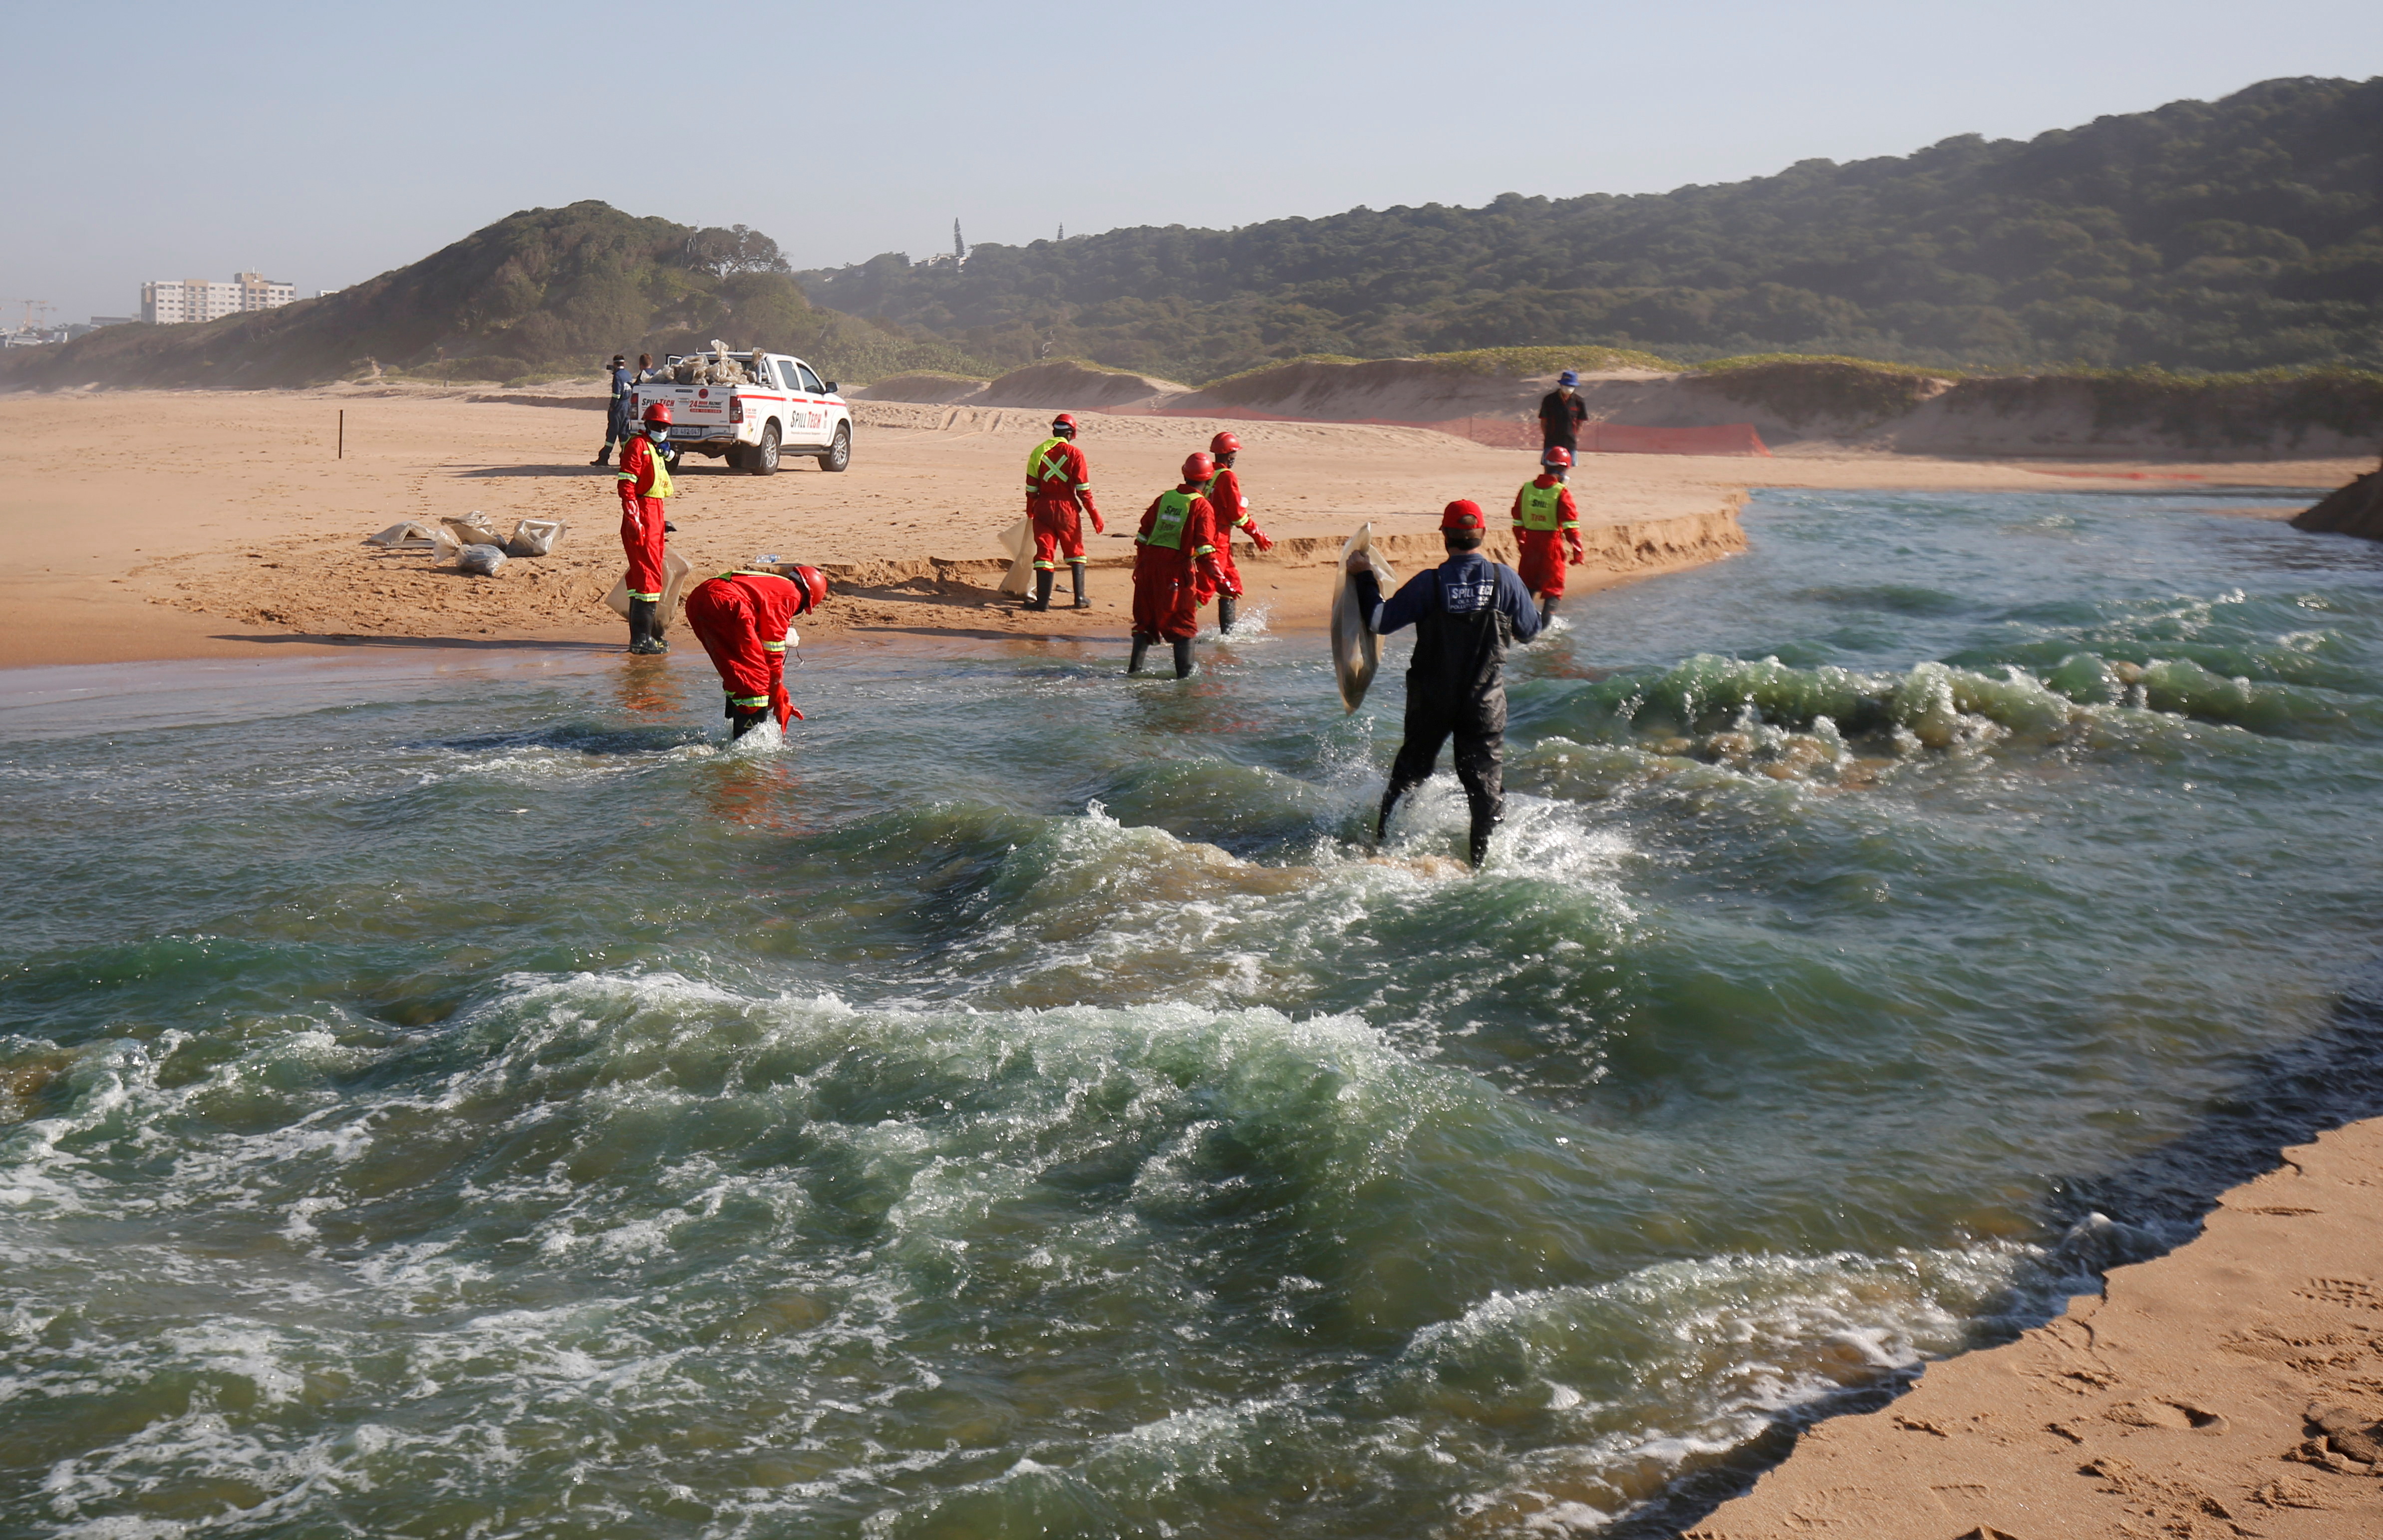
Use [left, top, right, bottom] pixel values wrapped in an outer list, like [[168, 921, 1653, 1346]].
[[1538, 595, 1559, 627], [1025, 570, 1053, 612], [1071, 564, 1090, 609], [592, 445, 612, 466], [1128, 633, 1152, 674], [1469, 817, 1496, 871], [1173, 638, 1194, 679], [1216, 595, 1237, 634], [728, 707, 769, 740], [627, 599, 666, 654]]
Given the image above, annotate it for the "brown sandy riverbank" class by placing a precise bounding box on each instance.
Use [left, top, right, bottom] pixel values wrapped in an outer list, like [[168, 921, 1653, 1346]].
[[0, 385, 2360, 669], [1691, 1118, 2383, 1540]]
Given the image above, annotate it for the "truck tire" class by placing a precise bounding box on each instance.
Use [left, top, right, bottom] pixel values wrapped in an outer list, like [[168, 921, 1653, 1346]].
[[748, 421, 781, 476], [817, 422, 851, 473]]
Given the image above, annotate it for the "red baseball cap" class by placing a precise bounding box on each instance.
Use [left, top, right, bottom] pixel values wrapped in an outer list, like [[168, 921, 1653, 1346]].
[[1441, 500, 1486, 531]]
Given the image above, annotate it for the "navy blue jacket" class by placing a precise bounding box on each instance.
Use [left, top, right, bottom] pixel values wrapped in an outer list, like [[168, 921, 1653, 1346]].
[[1372, 551, 1541, 714]]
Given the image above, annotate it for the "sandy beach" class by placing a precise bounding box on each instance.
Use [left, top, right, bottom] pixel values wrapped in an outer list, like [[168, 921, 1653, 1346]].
[[1692, 1117, 2383, 1539], [0, 384, 2360, 670]]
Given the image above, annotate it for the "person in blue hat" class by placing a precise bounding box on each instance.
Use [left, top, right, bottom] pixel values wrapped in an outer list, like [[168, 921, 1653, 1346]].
[[1537, 368, 1588, 464]]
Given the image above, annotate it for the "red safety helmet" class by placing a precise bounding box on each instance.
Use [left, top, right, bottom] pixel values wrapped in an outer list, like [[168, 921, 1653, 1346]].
[[1051, 413, 1077, 437], [789, 564, 827, 614], [1209, 431, 1241, 456], [642, 400, 673, 425], [1441, 500, 1486, 532], [1182, 451, 1215, 483], [1541, 445, 1573, 468]]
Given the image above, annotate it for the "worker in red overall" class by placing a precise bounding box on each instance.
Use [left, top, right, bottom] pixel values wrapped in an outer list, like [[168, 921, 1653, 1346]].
[[1130, 452, 1227, 678], [615, 401, 677, 654], [684, 564, 828, 738], [1022, 412, 1106, 612], [1195, 431, 1274, 633], [1510, 445, 1586, 627]]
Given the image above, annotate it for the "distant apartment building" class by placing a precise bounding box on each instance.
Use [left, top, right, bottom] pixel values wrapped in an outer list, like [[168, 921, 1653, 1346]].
[[141, 271, 296, 325]]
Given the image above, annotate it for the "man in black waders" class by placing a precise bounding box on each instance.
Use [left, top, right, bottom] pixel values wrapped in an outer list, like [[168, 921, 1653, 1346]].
[[1348, 500, 1542, 869], [592, 354, 634, 466]]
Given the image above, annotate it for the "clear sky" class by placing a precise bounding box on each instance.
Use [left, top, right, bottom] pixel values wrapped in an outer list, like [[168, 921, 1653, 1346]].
[[10, 0, 2381, 325]]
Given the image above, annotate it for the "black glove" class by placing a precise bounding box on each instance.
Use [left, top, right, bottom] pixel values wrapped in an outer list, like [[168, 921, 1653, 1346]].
[[1349, 567, 1382, 623], [663, 522, 677, 533]]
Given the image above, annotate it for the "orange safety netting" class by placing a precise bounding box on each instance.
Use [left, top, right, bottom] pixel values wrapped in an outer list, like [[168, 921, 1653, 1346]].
[[1097, 405, 1771, 457]]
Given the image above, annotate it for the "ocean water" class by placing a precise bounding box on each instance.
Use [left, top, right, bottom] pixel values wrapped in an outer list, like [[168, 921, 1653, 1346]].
[[5, 488, 2381, 1539]]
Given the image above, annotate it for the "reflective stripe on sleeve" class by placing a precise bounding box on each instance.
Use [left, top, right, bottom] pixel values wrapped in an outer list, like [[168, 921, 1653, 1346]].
[[763, 641, 787, 652]]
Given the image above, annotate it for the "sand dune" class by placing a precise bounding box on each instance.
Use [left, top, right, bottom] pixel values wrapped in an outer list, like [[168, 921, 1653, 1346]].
[[857, 356, 2383, 461]]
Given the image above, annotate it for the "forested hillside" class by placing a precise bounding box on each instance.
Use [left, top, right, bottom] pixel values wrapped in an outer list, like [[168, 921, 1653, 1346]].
[[1, 202, 982, 390], [800, 76, 2383, 383]]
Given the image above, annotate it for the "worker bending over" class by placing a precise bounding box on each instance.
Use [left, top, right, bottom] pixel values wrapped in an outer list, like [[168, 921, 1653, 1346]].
[[1511, 446, 1586, 625], [1197, 432, 1274, 633], [1348, 500, 1543, 868], [1022, 413, 1106, 612], [1130, 452, 1228, 678], [615, 402, 677, 654], [684, 565, 827, 739]]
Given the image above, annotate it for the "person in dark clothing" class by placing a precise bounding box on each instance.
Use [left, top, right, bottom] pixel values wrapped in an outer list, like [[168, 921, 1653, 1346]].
[[1537, 367, 1587, 460], [1347, 499, 1543, 868], [593, 354, 635, 466]]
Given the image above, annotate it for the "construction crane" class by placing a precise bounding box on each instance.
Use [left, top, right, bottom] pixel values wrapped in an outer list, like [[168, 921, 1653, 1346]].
[[1, 299, 55, 337]]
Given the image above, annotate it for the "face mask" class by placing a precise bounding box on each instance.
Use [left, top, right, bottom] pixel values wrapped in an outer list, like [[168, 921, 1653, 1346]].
[[649, 424, 671, 440]]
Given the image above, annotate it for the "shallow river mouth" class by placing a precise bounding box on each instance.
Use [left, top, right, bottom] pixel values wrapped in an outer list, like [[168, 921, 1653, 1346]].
[[4, 488, 2381, 1539]]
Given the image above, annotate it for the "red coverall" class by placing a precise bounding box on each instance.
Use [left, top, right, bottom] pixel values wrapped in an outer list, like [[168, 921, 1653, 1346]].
[[1510, 474, 1585, 597], [1193, 465, 1265, 604], [1132, 486, 1224, 642], [615, 435, 672, 601], [1025, 435, 1104, 570], [685, 571, 806, 727]]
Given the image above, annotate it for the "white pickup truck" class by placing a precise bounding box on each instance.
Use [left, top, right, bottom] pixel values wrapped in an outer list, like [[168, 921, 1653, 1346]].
[[629, 349, 853, 476]]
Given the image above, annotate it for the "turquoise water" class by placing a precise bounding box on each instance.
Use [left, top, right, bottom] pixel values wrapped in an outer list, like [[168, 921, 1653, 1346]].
[[5, 488, 2382, 1538]]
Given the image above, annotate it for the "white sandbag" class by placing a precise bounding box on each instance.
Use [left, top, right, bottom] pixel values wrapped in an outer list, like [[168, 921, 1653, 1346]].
[[443, 511, 504, 548], [602, 549, 694, 628], [364, 520, 458, 553], [507, 518, 567, 557], [997, 518, 1035, 595], [458, 544, 509, 577], [1331, 523, 1398, 712]]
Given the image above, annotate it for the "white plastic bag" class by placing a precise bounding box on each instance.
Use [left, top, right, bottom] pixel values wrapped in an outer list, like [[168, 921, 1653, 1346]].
[[458, 544, 509, 577], [997, 518, 1035, 596], [1330, 523, 1398, 712], [443, 512, 504, 548], [365, 520, 458, 554], [507, 518, 567, 557], [603, 549, 694, 629]]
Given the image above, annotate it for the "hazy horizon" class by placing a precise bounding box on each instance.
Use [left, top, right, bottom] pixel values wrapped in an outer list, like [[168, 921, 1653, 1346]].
[[10, 0, 2382, 325]]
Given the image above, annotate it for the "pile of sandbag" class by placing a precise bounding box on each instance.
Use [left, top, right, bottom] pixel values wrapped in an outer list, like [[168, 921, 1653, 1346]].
[[362, 512, 569, 577], [668, 342, 754, 385]]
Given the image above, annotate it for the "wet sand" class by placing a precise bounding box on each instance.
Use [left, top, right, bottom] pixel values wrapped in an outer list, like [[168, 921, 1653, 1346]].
[[1691, 1118, 2383, 1539], [0, 385, 2357, 669]]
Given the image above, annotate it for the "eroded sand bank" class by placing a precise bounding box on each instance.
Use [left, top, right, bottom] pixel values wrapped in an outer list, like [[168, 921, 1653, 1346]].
[[1, 385, 2360, 669]]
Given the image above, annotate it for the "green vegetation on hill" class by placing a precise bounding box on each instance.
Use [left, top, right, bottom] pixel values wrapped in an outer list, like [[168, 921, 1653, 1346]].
[[1, 202, 992, 391], [799, 76, 2383, 383]]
